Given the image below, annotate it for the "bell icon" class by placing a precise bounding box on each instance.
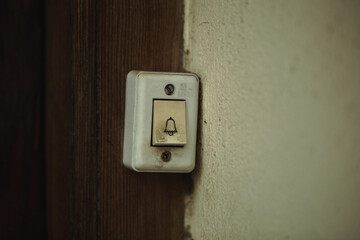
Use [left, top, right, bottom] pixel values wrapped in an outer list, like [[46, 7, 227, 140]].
[[164, 117, 177, 136]]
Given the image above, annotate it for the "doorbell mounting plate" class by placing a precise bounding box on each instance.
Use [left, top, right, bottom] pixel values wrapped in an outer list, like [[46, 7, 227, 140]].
[[123, 71, 199, 172]]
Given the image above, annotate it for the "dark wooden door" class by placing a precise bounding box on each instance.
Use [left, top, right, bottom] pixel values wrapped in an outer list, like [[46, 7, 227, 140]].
[[45, 0, 187, 239], [0, 0, 45, 239]]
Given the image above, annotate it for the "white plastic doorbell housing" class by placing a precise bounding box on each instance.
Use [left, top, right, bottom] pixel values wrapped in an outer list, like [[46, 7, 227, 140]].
[[123, 71, 199, 172]]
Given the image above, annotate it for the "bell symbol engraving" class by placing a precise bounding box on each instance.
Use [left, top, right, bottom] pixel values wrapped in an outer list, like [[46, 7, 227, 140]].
[[164, 117, 177, 136]]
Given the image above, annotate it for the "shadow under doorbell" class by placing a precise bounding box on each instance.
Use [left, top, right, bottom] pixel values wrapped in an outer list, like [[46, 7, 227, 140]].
[[123, 71, 199, 172]]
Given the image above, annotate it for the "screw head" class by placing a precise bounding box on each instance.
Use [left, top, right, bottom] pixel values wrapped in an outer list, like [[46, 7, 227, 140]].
[[161, 151, 172, 162], [164, 84, 175, 95]]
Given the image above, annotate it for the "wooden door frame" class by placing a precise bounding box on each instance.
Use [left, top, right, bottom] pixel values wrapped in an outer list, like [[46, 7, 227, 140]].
[[45, 0, 187, 239]]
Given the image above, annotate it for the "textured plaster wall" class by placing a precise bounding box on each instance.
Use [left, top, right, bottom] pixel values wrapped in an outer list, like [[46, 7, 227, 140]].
[[183, 0, 360, 239]]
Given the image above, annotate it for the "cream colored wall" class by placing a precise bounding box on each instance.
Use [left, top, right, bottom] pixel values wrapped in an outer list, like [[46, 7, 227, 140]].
[[183, 0, 360, 239]]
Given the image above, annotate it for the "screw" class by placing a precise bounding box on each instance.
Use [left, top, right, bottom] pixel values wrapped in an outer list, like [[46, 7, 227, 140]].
[[161, 151, 172, 162], [164, 84, 175, 95]]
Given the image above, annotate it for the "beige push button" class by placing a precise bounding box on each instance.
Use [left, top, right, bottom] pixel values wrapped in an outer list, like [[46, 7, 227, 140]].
[[152, 100, 186, 146]]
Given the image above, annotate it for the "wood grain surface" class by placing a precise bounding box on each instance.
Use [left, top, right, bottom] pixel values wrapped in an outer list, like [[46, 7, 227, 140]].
[[46, 0, 186, 239], [0, 0, 45, 239], [45, 0, 73, 239]]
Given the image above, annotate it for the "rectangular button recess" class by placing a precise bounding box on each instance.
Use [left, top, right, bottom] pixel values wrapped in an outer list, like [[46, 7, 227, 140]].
[[152, 100, 186, 146]]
